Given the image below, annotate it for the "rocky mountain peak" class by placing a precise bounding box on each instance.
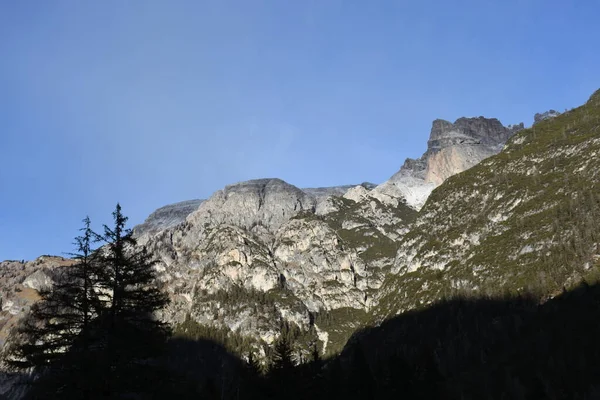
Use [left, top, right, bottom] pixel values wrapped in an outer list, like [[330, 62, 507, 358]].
[[534, 110, 561, 125], [134, 199, 204, 240], [222, 178, 296, 196], [429, 119, 456, 140], [373, 115, 523, 209], [428, 117, 521, 151], [185, 178, 316, 235]]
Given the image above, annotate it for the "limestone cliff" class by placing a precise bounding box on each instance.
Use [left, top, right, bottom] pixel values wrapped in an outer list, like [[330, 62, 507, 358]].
[[373, 117, 523, 209]]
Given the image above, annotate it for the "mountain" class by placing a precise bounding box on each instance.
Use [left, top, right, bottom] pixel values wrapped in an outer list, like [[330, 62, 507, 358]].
[[375, 89, 600, 319], [91, 115, 524, 356], [3, 89, 599, 380], [373, 117, 523, 209], [134, 199, 205, 240]]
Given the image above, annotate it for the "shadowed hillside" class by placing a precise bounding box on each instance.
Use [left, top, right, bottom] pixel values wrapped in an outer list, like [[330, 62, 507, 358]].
[[86, 280, 600, 400]]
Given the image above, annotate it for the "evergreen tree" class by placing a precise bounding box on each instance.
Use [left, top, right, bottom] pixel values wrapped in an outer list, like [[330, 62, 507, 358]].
[[310, 343, 321, 364], [247, 351, 262, 376], [266, 335, 296, 399], [8, 206, 171, 399], [94, 203, 170, 397], [270, 335, 295, 371], [8, 217, 103, 399]]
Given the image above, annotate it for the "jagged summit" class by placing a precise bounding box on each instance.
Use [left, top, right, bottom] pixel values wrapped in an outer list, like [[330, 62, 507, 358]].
[[134, 180, 379, 242], [372, 116, 523, 209], [375, 86, 600, 319], [222, 178, 295, 193], [134, 199, 204, 239], [534, 110, 561, 125], [183, 178, 316, 235], [302, 182, 376, 200], [429, 117, 521, 149]]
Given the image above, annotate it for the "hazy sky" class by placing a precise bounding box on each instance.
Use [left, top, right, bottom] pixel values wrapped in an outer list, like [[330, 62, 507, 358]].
[[1, 0, 599, 260]]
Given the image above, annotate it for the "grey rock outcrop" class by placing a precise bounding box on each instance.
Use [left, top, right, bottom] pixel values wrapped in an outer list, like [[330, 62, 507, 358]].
[[185, 178, 316, 235], [534, 109, 561, 124], [302, 183, 376, 201], [134, 199, 204, 241], [22, 269, 53, 292], [373, 117, 523, 209], [0, 257, 74, 343], [131, 177, 415, 354]]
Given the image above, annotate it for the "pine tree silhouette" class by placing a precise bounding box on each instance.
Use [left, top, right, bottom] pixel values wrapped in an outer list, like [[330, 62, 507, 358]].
[[271, 335, 295, 371], [8, 217, 104, 399], [247, 351, 262, 376], [8, 207, 171, 399], [94, 204, 170, 397]]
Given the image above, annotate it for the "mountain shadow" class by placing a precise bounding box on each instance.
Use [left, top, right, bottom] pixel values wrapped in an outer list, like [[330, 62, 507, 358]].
[[313, 281, 600, 400], [225, 281, 600, 400], [12, 281, 600, 399]]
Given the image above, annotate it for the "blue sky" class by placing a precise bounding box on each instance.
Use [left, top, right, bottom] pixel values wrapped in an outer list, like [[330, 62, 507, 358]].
[[1, 0, 598, 260]]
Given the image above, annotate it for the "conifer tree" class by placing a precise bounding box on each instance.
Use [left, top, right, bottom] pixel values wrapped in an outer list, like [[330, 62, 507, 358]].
[[8, 217, 103, 399], [311, 343, 321, 364], [247, 351, 262, 375], [270, 335, 295, 371], [8, 206, 171, 399], [94, 203, 170, 396], [266, 334, 296, 400]]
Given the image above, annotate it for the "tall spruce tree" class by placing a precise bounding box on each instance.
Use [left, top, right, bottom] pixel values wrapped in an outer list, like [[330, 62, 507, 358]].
[[8, 217, 103, 399], [265, 334, 296, 399], [8, 206, 171, 399], [270, 335, 295, 371], [94, 203, 170, 397]]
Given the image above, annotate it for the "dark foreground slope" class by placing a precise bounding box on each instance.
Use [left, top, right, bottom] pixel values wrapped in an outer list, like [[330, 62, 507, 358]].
[[24, 282, 596, 400], [334, 282, 600, 400], [229, 282, 600, 399]]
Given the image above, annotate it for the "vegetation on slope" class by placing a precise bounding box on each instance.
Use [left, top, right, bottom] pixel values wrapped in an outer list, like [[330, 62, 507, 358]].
[[376, 89, 600, 318]]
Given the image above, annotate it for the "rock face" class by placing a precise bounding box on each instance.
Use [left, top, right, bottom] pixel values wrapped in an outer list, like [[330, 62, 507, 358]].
[[534, 109, 561, 124], [140, 178, 413, 354], [0, 257, 75, 343], [0, 258, 62, 400], [185, 178, 316, 234], [373, 117, 523, 209], [303, 183, 376, 214], [424, 117, 523, 184], [134, 199, 204, 241]]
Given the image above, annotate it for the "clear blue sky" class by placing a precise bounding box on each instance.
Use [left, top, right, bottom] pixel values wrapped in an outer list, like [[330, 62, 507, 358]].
[[1, 0, 598, 260]]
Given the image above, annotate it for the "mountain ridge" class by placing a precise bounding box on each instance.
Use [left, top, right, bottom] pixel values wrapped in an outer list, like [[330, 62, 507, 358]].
[[4, 95, 596, 374]]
